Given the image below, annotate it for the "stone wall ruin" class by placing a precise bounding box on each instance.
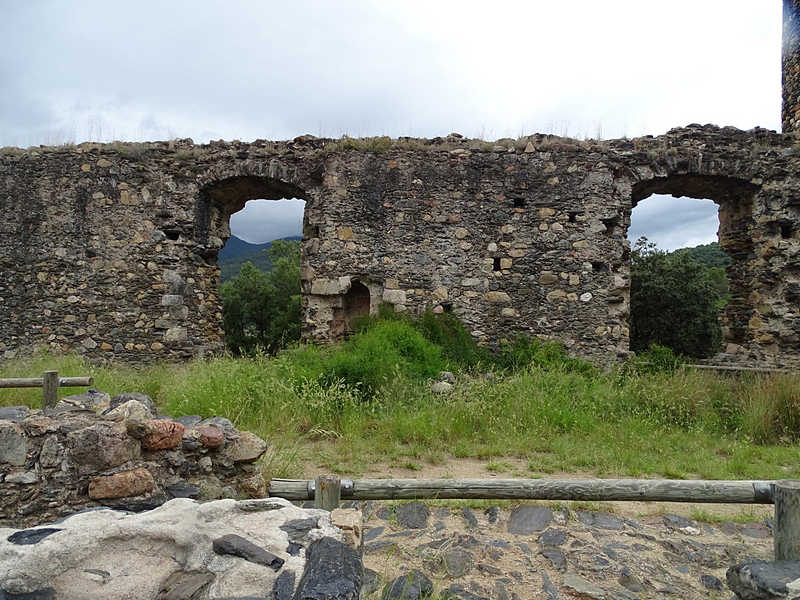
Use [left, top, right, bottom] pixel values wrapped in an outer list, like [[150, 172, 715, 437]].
[[3, 4, 800, 370], [1, 124, 798, 369]]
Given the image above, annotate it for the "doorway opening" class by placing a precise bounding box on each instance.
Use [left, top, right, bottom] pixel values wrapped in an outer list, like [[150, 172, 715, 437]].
[[628, 175, 756, 359], [196, 176, 307, 355]]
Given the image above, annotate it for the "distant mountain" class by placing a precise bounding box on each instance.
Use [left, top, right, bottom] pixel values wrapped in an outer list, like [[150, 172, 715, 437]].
[[671, 242, 731, 269], [219, 235, 301, 282]]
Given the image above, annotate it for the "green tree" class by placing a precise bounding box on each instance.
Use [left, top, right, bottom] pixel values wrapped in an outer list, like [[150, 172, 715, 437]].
[[220, 240, 301, 354], [630, 237, 723, 358]]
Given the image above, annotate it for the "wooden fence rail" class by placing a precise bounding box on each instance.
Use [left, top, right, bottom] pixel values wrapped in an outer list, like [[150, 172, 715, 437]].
[[0, 371, 93, 409], [270, 476, 800, 561]]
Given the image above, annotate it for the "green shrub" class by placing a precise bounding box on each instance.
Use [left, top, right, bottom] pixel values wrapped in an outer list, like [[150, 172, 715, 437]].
[[323, 319, 444, 396], [627, 344, 683, 374], [413, 310, 489, 368], [493, 334, 595, 375]]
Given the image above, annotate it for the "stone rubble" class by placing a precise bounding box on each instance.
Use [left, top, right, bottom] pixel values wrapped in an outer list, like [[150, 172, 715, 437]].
[[344, 500, 777, 599], [0, 392, 268, 528]]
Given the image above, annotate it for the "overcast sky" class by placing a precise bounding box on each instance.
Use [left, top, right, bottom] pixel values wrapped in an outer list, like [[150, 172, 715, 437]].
[[0, 1, 782, 248]]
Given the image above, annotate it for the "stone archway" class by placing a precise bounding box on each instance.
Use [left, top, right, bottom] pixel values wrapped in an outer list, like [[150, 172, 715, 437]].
[[629, 174, 759, 353]]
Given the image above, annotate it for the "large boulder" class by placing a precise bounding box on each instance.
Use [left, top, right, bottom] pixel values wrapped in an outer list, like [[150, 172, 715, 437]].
[[0, 497, 361, 600]]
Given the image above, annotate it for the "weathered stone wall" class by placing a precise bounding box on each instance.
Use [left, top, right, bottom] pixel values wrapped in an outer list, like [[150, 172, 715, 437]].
[[0, 390, 268, 528], [1, 125, 799, 369], [785, 0, 800, 133]]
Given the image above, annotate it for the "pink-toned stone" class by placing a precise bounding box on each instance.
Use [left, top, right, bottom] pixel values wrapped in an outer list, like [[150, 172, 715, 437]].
[[141, 420, 185, 450], [88, 467, 154, 499], [194, 425, 224, 449]]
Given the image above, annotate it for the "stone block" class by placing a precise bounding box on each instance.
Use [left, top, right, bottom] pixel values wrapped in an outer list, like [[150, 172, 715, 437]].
[[0, 421, 27, 466], [88, 467, 155, 499], [141, 420, 185, 450], [382, 289, 406, 304]]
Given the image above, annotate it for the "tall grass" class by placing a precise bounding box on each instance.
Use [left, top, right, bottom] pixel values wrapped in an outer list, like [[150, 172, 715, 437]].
[[2, 316, 800, 481]]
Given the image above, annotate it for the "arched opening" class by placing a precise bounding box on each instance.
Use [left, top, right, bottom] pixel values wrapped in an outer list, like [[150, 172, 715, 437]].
[[195, 176, 309, 354], [628, 175, 758, 358]]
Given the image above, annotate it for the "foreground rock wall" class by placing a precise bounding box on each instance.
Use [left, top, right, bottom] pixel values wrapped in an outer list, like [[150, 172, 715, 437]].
[[0, 497, 362, 600], [1, 125, 799, 368], [0, 391, 268, 528]]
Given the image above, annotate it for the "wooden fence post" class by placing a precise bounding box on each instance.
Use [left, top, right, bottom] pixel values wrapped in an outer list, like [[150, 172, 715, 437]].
[[314, 475, 341, 511], [42, 371, 59, 410], [774, 480, 800, 560]]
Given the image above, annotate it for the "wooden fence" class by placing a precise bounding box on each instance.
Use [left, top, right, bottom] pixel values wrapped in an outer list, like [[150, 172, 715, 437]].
[[270, 476, 800, 561], [0, 370, 93, 409]]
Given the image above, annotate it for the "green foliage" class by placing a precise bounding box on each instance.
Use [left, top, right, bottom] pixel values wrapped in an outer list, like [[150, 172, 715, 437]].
[[320, 318, 444, 397], [626, 344, 683, 374], [220, 239, 301, 354], [494, 334, 595, 375], [630, 237, 723, 358], [672, 242, 731, 269], [410, 310, 490, 368], [5, 351, 800, 481]]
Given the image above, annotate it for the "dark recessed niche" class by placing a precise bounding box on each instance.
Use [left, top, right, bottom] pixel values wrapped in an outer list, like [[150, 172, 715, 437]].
[[304, 224, 320, 239], [164, 230, 180, 241], [493, 257, 502, 271], [780, 222, 793, 239], [591, 261, 609, 272], [568, 212, 580, 223], [441, 302, 453, 313], [514, 198, 526, 208]]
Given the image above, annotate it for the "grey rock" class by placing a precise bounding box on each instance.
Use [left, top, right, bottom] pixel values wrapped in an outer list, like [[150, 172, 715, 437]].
[[477, 563, 501, 576], [280, 517, 319, 543], [563, 573, 606, 599], [362, 568, 381, 598], [175, 414, 203, 427], [438, 371, 456, 384], [575, 510, 625, 531], [166, 481, 201, 499], [741, 523, 772, 539], [538, 527, 567, 547], [212, 534, 284, 570], [156, 569, 214, 600], [364, 526, 384, 542], [726, 559, 800, 600], [198, 416, 236, 435], [294, 537, 361, 600], [0, 589, 55, 599], [365, 540, 399, 554], [0, 421, 26, 466], [272, 570, 295, 600], [5, 471, 37, 484], [461, 507, 478, 529], [699, 574, 724, 590], [102, 494, 168, 512], [286, 542, 303, 556], [540, 548, 566, 572], [430, 381, 453, 394], [7, 529, 62, 545], [618, 567, 644, 592], [494, 580, 510, 600], [443, 547, 473, 577], [0, 406, 29, 423], [381, 570, 433, 600], [441, 583, 487, 600], [376, 506, 393, 520], [56, 389, 111, 413], [663, 514, 695, 529], [108, 392, 156, 416], [541, 572, 560, 599], [396, 502, 429, 529], [484, 506, 499, 524], [507, 506, 552, 534]]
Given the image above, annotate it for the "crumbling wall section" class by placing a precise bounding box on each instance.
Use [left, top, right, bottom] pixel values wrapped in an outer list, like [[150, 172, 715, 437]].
[[1, 126, 799, 369]]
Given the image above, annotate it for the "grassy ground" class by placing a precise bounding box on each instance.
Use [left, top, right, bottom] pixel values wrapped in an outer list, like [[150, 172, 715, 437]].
[[3, 342, 799, 484]]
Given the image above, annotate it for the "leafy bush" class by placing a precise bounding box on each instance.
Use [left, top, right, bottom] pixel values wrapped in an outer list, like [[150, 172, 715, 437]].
[[493, 334, 595, 375], [220, 240, 301, 354], [323, 319, 444, 396], [626, 344, 683, 374], [630, 237, 724, 358]]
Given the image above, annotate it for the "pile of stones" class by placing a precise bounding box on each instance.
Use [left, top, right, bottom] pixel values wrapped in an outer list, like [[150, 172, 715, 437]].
[[0, 389, 268, 527]]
